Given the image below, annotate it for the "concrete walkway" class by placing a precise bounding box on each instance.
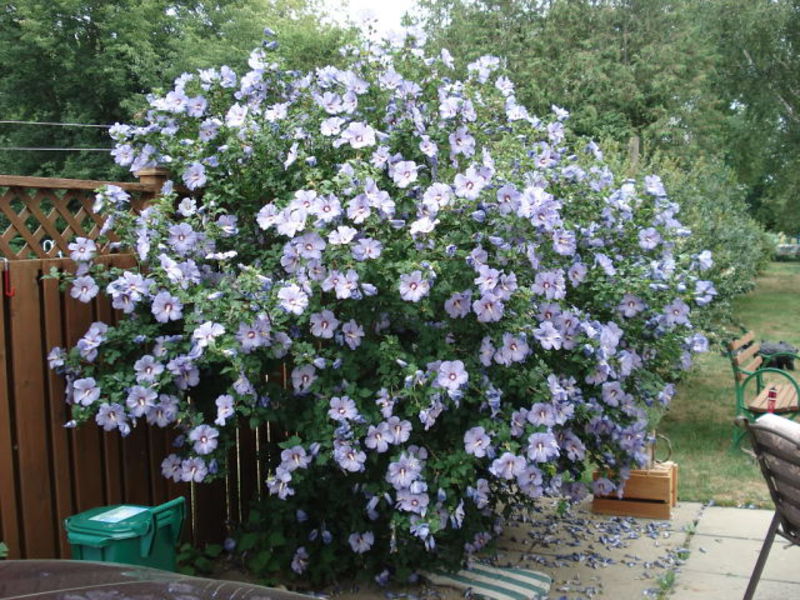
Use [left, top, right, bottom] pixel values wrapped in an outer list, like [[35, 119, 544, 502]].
[[672, 505, 800, 599], [510, 500, 800, 599], [327, 499, 800, 599]]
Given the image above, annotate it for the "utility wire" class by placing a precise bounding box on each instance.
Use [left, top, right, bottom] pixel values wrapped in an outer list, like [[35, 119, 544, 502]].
[[0, 146, 111, 152], [0, 119, 112, 128]]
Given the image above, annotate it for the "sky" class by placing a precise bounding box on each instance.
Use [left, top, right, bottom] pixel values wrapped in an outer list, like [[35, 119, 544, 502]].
[[323, 0, 418, 34]]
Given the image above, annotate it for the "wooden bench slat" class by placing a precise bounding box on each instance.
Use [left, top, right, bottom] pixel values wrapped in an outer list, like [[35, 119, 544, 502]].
[[729, 331, 755, 352], [747, 384, 799, 413], [739, 356, 764, 381], [734, 341, 762, 366]]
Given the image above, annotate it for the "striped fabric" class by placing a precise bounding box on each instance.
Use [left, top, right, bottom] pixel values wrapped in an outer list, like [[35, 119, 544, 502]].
[[423, 563, 551, 600]]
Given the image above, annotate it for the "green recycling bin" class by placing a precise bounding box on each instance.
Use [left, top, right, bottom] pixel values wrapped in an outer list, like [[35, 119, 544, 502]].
[[64, 497, 185, 571]]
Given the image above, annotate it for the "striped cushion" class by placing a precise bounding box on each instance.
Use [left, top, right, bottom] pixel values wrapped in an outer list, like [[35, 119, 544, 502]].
[[423, 564, 551, 600]]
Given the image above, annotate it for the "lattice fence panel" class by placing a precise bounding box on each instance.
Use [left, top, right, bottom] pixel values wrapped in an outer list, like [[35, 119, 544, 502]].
[[0, 187, 112, 260]]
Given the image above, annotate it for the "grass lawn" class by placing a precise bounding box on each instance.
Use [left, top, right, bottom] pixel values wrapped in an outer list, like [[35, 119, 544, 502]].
[[659, 261, 800, 507]]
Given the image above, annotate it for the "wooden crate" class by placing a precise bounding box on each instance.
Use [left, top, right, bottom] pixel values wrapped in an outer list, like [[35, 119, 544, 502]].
[[591, 461, 678, 519]]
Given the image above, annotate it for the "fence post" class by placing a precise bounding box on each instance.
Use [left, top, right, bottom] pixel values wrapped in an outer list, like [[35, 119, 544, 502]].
[[133, 167, 170, 210]]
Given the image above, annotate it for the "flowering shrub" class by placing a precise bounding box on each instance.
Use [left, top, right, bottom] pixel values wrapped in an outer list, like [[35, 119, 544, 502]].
[[51, 29, 715, 583]]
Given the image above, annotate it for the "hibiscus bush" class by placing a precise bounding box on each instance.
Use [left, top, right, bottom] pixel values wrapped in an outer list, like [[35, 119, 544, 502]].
[[51, 28, 715, 583]]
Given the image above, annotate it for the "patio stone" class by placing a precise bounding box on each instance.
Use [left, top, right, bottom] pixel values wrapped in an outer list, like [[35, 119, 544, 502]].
[[680, 533, 800, 581], [693, 506, 776, 540], [672, 570, 800, 600]]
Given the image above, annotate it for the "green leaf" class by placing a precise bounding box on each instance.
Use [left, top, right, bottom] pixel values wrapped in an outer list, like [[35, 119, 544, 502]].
[[237, 532, 259, 552], [267, 531, 286, 547]]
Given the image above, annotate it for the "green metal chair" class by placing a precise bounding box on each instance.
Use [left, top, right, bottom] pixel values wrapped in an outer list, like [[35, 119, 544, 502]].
[[727, 332, 800, 448]]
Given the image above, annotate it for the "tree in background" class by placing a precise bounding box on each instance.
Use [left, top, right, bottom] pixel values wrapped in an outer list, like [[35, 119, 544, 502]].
[[417, 0, 800, 235], [703, 0, 800, 233], [415, 0, 770, 317], [417, 0, 726, 161], [0, 0, 350, 179]]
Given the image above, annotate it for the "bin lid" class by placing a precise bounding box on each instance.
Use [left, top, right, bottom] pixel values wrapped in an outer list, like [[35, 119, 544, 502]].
[[65, 504, 153, 541]]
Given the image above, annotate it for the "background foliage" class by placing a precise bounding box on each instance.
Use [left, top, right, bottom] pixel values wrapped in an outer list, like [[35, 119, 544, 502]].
[[0, 0, 350, 179]]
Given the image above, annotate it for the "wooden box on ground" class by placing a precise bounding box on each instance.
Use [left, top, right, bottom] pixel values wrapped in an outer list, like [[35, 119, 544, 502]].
[[591, 461, 678, 519]]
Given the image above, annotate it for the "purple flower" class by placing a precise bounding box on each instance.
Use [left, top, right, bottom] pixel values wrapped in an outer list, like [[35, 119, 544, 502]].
[[527, 403, 556, 428], [532, 270, 566, 300], [663, 299, 690, 326], [328, 225, 358, 245], [454, 166, 488, 200], [68, 237, 97, 262], [281, 445, 312, 471], [182, 162, 207, 191], [310, 310, 340, 339], [48, 347, 65, 370], [437, 360, 468, 391], [189, 424, 219, 455], [472, 294, 504, 323], [694, 280, 717, 306], [215, 394, 235, 426], [595, 253, 616, 276], [134, 355, 163, 383], [534, 321, 562, 350], [593, 477, 615, 496], [386, 453, 422, 489], [468, 478, 491, 509], [444, 291, 472, 319], [494, 333, 529, 365], [167, 223, 198, 255], [161, 454, 183, 482], [335, 443, 366, 472], [192, 321, 225, 348], [479, 336, 496, 366], [329, 395, 358, 422], [147, 396, 178, 428], [277, 284, 309, 315], [387, 416, 412, 444], [618, 293, 645, 317], [95, 402, 127, 432], [645, 175, 667, 196], [365, 423, 393, 453], [396, 489, 430, 514], [390, 160, 419, 188], [126, 385, 157, 418], [552, 229, 576, 256], [464, 426, 491, 457], [267, 467, 294, 500], [697, 250, 713, 270], [500, 407, 525, 442], [291, 547, 309, 574], [225, 103, 247, 127], [449, 126, 475, 157], [341, 319, 365, 350], [638, 227, 662, 250], [568, 262, 587, 286], [516, 465, 544, 496], [489, 452, 525, 480], [70, 275, 99, 303], [399, 271, 430, 302], [181, 457, 208, 482], [527, 432, 560, 462], [340, 121, 376, 149], [348, 531, 375, 554], [73, 377, 101, 406], [236, 321, 268, 352], [291, 364, 317, 394], [474, 265, 501, 294], [151, 291, 183, 323]]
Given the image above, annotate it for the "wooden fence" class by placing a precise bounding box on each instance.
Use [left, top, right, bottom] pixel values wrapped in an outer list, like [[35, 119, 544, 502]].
[[0, 172, 275, 559]]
